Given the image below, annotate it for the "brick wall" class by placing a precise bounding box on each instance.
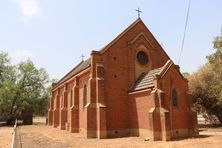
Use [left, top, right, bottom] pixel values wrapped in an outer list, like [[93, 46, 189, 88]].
[[160, 65, 191, 138], [101, 20, 170, 137]]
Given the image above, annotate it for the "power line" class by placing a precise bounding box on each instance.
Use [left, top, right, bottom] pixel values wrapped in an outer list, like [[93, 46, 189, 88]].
[[178, 0, 192, 65]]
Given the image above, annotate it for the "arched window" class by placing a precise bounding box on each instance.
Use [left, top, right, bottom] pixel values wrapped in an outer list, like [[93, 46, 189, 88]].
[[172, 89, 178, 107], [83, 85, 87, 107], [70, 90, 73, 106]]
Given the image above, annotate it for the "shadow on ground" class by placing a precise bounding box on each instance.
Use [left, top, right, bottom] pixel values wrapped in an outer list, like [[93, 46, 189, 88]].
[[171, 134, 211, 141]]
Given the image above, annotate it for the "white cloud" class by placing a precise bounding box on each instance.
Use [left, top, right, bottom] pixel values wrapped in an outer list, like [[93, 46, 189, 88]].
[[14, 0, 40, 19]]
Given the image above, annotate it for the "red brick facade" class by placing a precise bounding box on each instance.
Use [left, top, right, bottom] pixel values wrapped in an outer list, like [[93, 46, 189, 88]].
[[48, 18, 198, 140]]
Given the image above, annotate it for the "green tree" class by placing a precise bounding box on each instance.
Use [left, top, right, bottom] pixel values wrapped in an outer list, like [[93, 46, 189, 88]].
[[189, 29, 222, 124], [0, 52, 51, 124], [189, 64, 222, 123], [0, 51, 16, 121], [207, 32, 222, 106]]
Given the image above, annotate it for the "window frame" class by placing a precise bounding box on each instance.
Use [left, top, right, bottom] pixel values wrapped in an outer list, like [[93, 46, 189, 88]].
[[136, 51, 149, 65], [172, 89, 178, 107], [83, 85, 87, 108]]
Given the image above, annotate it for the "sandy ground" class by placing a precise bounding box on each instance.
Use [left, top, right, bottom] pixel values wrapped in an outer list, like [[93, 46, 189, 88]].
[[1, 117, 222, 148], [0, 126, 13, 148], [17, 123, 222, 148]]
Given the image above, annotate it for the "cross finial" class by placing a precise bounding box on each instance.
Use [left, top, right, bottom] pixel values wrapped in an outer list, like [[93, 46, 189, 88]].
[[135, 7, 142, 18], [81, 54, 85, 61]]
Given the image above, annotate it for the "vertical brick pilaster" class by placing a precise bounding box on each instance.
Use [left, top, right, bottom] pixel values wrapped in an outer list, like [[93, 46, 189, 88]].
[[48, 110, 53, 125], [160, 109, 171, 141], [85, 51, 100, 138], [60, 85, 68, 130], [86, 77, 97, 138], [191, 111, 199, 137], [149, 89, 161, 141], [96, 65, 107, 138], [53, 91, 60, 128], [187, 93, 199, 137], [86, 51, 108, 138], [48, 93, 55, 125], [70, 78, 79, 133]]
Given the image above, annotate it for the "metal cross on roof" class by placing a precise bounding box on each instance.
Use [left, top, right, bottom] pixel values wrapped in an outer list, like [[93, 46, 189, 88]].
[[135, 8, 142, 18], [81, 54, 85, 61]]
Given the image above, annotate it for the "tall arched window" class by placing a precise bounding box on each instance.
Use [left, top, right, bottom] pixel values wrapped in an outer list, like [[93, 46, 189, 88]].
[[172, 89, 178, 107], [83, 85, 87, 107], [70, 90, 73, 106]]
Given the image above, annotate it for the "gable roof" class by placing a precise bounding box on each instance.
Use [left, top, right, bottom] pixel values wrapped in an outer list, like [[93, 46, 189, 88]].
[[54, 58, 91, 88], [130, 60, 173, 91], [99, 18, 142, 54], [53, 19, 142, 88], [53, 18, 172, 89], [99, 18, 170, 61]]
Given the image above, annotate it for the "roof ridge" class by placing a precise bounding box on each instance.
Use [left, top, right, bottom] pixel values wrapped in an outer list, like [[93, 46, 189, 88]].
[[159, 60, 173, 77], [99, 18, 142, 54], [54, 58, 91, 87]]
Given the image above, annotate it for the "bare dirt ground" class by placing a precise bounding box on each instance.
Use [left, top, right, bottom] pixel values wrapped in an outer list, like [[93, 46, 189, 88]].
[[0, 126, 13, 148], [16, 118, 222, 148], [1, 117, 221, 148]]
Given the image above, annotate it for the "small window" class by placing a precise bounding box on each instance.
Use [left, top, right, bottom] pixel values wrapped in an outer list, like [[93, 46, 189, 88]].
[[137, 51, 148, 65], [83, 85, 87, 107], [70, 90, 73, 106], [172, 89, 178, 107]]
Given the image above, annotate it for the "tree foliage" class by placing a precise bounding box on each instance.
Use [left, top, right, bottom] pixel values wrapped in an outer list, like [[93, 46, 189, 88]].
[[188, 30, 222, 124], [0, 51, 51, 123], [207, 33, 222, 106]]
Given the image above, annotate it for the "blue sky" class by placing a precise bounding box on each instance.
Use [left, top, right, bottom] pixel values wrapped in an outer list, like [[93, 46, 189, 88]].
[[0, 0, 221, 79]]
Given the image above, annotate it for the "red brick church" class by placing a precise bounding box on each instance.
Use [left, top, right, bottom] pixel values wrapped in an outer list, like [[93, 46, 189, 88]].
[[48, 18, 198, 140]]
